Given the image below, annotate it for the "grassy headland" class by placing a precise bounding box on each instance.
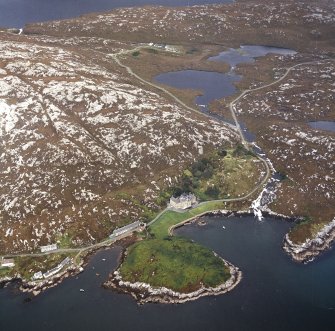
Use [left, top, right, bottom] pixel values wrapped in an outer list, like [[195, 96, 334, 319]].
[[117, 146, 265, 293], [120, 237, 230, 292]]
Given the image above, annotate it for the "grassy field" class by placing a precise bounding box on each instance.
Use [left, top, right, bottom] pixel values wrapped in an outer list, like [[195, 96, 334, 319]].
[[149, 201, 226, 239], [120, 237, 230, 292]]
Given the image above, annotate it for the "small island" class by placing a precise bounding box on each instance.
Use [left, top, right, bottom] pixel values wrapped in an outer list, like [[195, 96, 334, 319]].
[[104, 226, 241, 304]]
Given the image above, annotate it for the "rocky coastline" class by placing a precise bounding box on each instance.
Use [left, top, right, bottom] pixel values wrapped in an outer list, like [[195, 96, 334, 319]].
[[283, 218, 335, 263], [171, 207, 335, 266], [0, 235, 136, 295], [0, 265, 83, 296], [193, 208, 298, 224], [1, 210, 334, 299], [104, 257, 242, 304]]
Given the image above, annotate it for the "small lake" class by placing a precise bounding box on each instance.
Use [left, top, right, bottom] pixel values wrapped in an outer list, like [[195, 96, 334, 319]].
[[0, 0, 232, 28], [154, 45, 296, 141], [155, 70, 241, 110], [308, 121, 335, 133], [208, 45, 297, 68], [1, 215, 335, 331]]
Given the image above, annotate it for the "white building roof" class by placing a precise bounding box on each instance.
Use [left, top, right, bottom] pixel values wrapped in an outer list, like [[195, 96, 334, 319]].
[[40, 244, 58, 252], [110, 221, 141, 237]]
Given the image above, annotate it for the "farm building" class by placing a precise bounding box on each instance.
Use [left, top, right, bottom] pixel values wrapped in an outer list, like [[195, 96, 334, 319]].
[[40, 244, 58, 253], [109, 221, 142, 238], [1, 258, 15, 268]]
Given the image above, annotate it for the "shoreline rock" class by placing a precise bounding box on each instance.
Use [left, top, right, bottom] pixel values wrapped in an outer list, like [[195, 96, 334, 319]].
[[0, 235, 136, 295], [283, 218, 335, 263], [2, 211, 334, 298], [104, 258, 242, 304], [0, 265, 83, 295]]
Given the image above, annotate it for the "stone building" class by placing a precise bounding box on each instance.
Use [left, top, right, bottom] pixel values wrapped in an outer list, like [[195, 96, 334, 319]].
[[169, 193, 197, 210]]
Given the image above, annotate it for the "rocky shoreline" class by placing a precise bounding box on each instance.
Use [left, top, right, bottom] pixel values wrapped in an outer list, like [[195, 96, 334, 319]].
[[104, 257, 242, 304], [207, 208, 335, 264], [1, 210, 334, 298], [0, 264, 84, 296], [0, 235, 136, 295], [193, 208, 298, 224], [283, 218, 335, 263]]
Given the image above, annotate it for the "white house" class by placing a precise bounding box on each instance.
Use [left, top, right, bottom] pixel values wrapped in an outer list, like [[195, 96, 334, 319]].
[[32, 271, 43, 280], [43, 257, 72, 279], [169, 193, 197, 210]]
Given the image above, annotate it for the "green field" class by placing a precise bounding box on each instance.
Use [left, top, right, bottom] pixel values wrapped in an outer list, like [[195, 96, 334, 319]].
[[119, 201, 232, 293], [168, 147, 261, 201], [149, 201, 226, 239], [120, 237, 230, 292]]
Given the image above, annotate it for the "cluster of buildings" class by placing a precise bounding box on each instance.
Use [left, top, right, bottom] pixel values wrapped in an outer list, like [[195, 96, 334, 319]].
[[32, 257, 72, 280], [169, 193, 197, 210], [147, 42, 180, 53]]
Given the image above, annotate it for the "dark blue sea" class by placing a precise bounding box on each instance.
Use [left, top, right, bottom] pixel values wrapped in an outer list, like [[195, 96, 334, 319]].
[[0, 0, 232, 28], [1, 216, 335, 331]]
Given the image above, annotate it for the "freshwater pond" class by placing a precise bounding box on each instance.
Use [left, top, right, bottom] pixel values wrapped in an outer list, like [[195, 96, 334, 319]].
[[154, 45, 296, 141], [155, 69, 241, 110], [308, 121, 335, 133], [208, 45, 297, 68]]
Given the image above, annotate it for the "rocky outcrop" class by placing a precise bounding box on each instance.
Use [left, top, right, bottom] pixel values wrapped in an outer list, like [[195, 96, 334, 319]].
[[0, 265, 83, 296], [284, 218, 335, 263], [104, 259, 242, 304]]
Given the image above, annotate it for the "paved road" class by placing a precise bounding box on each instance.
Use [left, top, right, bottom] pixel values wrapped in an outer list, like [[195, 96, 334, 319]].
[[109, 48, 238, 132], [3, 228, 140, 259], [3, 50, 329, 260]]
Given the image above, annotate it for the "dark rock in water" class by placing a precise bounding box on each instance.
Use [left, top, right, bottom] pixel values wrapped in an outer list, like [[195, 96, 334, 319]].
[[23, 297, 32, 303]]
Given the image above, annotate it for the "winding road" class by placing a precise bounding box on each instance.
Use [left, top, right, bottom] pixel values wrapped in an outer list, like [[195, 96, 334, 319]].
[[2, 47, 326, 267]]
